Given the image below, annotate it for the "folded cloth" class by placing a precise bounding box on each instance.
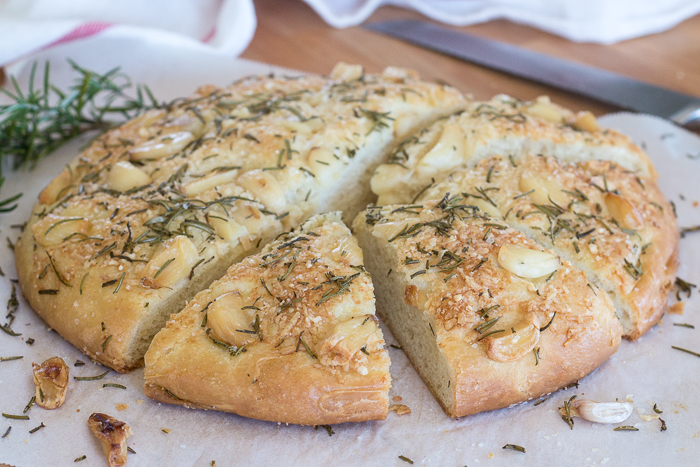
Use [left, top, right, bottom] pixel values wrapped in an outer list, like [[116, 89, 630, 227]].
[[0, 0, 256, 67], [303, 0, 700, 43]]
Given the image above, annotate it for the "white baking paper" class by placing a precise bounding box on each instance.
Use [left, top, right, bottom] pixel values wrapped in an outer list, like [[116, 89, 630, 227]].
[[1, 43, 700, 466]]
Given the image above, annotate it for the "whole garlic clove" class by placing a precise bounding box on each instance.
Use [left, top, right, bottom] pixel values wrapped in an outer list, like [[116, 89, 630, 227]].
[[105, 161, 152, 192], [318, 315, 381, 366], [485, 315, 540, 363], [605, 193, 644, 230], [129, 131, 195, 161], [370, 163, 408, 197], [415, 123, 465, 176], [181, 169, 237, 197], [143, 236, 199, 288], [518, 171, 569, 206], [206, 291, 258, 348], [573, 111, 600, 132], [32, 356, 69, 409], [88, 413, 132, 467], [498, 243, 559, 279], [560, 397, 634, 424], [525, 96, 564, 123]]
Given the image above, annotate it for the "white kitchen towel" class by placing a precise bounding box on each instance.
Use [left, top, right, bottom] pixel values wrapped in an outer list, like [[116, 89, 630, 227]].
[[303, 0, 700, 43], [0, 0, 256, 67]]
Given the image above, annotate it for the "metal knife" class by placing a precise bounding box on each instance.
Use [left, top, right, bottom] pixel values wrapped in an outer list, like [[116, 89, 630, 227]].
[[365, 20, 700, 128]]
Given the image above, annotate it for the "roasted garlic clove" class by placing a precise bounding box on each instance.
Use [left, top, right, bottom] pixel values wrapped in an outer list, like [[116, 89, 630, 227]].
[[525, 96, 563, 123], [498, 243, 559, 279], [370, 163, 408, 196], [605, 193, 644, 230], [467, 197, 501, 218], [560, 397, 634, 424], [518, 171, 569, 206], [32, 356, 69, 409], [88, 413, 132, 467], [34, 216, 92, 246], [415, 123, 465, 175], [485, 315, 540, 362], [330, 62, 364, 82], [105, 161, 152, 192], [573, 111, 600, 132], [318, 315, 381, 366], [129, 131, 195, 161], [182, 169, 238, 197], [207, 215, 247, 244], [237, 169, 286, 213], [206, 292, 258, 348], [306, 146, 337, 177], [143, 236, 199, 288]]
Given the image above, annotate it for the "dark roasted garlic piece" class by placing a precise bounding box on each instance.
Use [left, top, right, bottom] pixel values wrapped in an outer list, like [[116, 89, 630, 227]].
[[88, 413, 132, 467], [32, 356, 69, 409]]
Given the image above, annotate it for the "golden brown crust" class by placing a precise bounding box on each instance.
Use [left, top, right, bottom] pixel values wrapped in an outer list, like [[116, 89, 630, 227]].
[[420, 155, 678, 339], [144, 213, 391, 425], [354, 202, 622, 418], [371, 94, 656, 206], [16, 64, 466, 371]]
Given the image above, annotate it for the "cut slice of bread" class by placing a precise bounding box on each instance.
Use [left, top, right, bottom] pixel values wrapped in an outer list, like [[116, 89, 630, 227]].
[[16, 63, 467, 372], [419, 154, 678, 339], [353, 200, 622, 418], [144, 212, 390, 425], [371, 95, 656, 206]]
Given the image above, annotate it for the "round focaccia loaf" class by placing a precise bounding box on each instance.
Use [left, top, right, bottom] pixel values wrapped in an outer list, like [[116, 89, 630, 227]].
[[144, 213, 390, 425], [419, 154, 678, 339], [353, 201, 622, 417], [371, 95, 656, 206], [15, 63, 467, 372]]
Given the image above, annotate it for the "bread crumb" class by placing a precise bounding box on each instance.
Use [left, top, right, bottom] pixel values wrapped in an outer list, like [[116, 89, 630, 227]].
[[393, 396, 403, 402], [116, 404, 128, 411], [668, 302, 684, 315], [136, 399, 143, 405], [488, 453, 494, 459], [389, 404, 411, 415], [162, 428, 171, 433]]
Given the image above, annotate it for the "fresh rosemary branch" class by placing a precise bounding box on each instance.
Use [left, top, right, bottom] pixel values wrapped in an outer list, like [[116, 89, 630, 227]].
[[0, 59, 158, 210]]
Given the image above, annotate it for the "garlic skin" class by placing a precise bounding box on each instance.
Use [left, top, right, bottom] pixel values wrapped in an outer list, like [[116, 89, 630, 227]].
[[562, 397, 634, 424]]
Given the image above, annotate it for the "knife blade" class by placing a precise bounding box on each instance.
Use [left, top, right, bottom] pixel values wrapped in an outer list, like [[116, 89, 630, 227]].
[[365, 20, 700, 127]]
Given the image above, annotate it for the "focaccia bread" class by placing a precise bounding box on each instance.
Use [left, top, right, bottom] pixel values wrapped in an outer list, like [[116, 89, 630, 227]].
[[144, 213, 390, 425], [15, 63, 466, 372], [419, 155, 678, 339], [371, 95, 656, 206], [353, 200, 622, 417]]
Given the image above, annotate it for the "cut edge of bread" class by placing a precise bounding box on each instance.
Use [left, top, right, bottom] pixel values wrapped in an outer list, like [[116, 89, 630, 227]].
[[354, 220, 456, 415]]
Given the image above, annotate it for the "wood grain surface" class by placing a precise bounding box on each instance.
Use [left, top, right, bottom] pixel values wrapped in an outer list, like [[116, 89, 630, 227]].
[[243, 0, 700, 123]]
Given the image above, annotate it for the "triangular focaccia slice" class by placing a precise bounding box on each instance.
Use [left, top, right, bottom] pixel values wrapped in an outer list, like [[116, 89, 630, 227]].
[[419, 155, 678, 339], [144, 213, 390, 425], [371, 95, 656, 206], [15, 63, 466, 371], [353, 200, 622, 418]]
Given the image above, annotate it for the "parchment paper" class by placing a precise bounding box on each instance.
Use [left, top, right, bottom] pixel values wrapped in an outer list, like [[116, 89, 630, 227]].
[[1, 39, 699, 466]]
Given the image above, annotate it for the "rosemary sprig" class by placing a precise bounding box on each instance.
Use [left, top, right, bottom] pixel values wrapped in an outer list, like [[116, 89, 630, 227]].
[[0, 60, 158, 180]]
